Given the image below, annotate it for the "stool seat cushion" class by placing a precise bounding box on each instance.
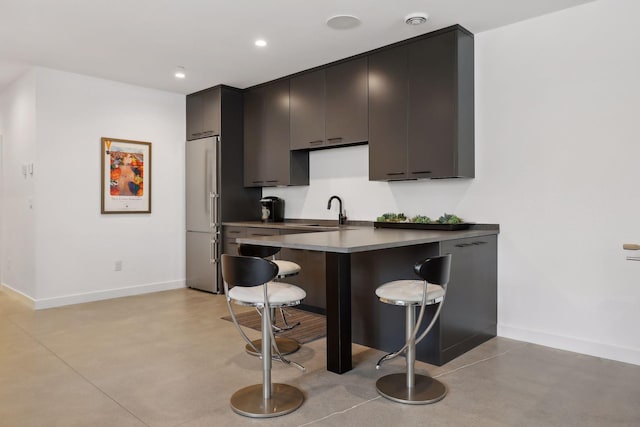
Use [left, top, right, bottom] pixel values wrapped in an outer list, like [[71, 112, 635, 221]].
[[228, 282, 306, 307], [273, 260, 302, 277], [376, 280, 445, 306]]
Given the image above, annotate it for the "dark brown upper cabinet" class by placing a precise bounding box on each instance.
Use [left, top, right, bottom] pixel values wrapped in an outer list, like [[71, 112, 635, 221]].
[[243, 79, 309, 187], [290, 69, 325, 150], [369, 27, 474, 181], [325, 57, 368, 147], [186, 87, 220, 140], [368, 46, 409, 180], [290, 57, 368, 150]]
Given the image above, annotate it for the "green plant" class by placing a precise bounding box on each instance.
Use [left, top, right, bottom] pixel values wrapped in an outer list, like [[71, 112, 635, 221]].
[[377, 212, 407, 222], [437, 213, 463, 224], [411, 215, 431, 224]]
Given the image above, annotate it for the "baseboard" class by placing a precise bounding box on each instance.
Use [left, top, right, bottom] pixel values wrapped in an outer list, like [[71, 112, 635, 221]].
[[32, 280, 186, 310], [498, 324, 640, 366], [0, 283, 36, 308]]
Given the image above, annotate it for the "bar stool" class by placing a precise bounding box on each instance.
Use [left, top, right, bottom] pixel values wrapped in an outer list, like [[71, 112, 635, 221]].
[[374, 254, 452, 405], [221, 254, 305, 418], [238, 244, 302, 356]]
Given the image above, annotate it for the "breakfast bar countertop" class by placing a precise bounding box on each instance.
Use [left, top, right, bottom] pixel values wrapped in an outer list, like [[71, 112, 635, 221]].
[[234, 223, 499, 253]]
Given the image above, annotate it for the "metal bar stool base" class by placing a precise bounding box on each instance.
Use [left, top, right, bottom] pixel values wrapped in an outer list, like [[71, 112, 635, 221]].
[[230, 383, 304, 418], [376, 373, 447, 405], [246, 338, 300, 356]]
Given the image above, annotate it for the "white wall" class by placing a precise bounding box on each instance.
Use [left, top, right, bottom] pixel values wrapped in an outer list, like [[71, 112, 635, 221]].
[[1, 67, 186, 308], [0, 71, 37, 298], [267, 0, 640, 365]]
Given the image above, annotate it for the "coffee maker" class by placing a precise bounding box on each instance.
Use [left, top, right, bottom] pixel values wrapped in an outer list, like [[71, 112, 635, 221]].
[[260, 196, 284, 222]]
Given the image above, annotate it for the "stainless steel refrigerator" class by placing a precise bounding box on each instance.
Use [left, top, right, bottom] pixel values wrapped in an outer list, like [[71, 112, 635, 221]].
[[186, 136, 220, 292]]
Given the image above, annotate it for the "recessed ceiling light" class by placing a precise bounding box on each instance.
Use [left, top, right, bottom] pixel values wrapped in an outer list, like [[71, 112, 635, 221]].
[[404, 13, 429, 26], [255, 39, 267, 47], [174, 66, 186, 79], [326, 15, 361, 30]]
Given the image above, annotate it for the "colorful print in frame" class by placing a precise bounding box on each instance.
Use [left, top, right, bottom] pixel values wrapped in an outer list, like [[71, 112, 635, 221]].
[[101, 137, 151, 214]]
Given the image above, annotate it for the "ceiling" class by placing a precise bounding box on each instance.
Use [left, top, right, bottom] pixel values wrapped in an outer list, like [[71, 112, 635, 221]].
[[0, 0, 596, 95]]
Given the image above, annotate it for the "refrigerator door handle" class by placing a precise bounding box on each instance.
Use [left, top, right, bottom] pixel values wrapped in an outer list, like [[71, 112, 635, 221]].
[[205, 150, 211, 214], [209, 192, 215, 228], [209, 239, 218, 264], [210, 238, 218, 263], [210, 192, 219, 229]]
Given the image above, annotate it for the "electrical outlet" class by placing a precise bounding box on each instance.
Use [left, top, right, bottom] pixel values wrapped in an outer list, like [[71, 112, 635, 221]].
[[114, 260, 122, 271]]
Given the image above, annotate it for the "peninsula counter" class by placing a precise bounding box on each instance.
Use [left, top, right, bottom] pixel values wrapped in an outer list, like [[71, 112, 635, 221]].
[[237, 225, 499, 374]]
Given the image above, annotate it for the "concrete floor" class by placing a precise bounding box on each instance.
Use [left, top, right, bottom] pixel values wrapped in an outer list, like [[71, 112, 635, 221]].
[[1, 288, 639, 427]]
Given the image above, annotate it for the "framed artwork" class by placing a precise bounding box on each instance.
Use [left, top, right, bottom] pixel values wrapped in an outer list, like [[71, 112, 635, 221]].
[[101, 137, 151, 214]]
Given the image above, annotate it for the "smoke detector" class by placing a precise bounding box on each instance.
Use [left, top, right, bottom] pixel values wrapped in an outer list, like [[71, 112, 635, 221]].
[[404, 13, 428, 26]]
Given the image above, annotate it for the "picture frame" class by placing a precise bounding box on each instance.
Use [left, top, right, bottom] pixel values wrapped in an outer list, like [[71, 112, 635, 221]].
[[101, 137, 151, 214]]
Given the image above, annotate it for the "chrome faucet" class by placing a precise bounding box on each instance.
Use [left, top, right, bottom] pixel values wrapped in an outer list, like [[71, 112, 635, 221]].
[[327, 195, 347, 225]]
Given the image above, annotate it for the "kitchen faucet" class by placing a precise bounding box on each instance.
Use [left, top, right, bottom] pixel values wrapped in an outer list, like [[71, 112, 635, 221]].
[[327, 195, 347, 225]]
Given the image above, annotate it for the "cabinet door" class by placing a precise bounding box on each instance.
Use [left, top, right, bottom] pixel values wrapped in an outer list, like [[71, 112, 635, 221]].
[[408, 33, 456, 178], [243, 88, 265, 186], [439, 236, 497, 354], [201, 87, 221, 138], [325, 57, 368, 146], [186, 87, 221, 140], [223, 226, 247, 255], [279, 248, 326, 310], [368, 46, 409, 180], [290, 70, 325, 150], [186, 93, 203, 141], [262, 80, 291, 186]]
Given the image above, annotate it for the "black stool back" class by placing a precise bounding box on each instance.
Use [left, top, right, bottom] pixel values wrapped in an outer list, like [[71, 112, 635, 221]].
[[237, 244, 280, 259], [414, 254, 451, 286], [221, 254, 277, 288]]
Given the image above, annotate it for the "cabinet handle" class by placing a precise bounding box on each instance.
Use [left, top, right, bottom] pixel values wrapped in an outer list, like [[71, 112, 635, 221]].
[[386, 172, 405, 176], [455, 241, 487, 248], [411, 170, 432, 175], [308, 140, 323, 145], [265, 180, 279, 184], [252, 180, 263, 184], [327, 137, 343, 143]]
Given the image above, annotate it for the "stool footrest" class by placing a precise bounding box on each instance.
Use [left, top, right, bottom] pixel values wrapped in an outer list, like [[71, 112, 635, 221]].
[[246, 337, 300, 356]]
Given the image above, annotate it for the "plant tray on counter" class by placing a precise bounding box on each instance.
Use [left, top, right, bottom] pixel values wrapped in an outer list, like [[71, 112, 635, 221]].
[[373, 222, 471, 231]]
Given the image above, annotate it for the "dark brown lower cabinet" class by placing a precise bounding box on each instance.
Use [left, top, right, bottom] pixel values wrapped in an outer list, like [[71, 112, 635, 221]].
[[279, 247, 326, 312], [222, 226, 326, 311], [350, 235, 497, 366]]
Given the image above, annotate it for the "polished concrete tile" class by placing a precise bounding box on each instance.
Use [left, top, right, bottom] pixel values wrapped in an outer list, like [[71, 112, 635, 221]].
[[1, 288, 639, 426]]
